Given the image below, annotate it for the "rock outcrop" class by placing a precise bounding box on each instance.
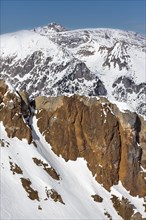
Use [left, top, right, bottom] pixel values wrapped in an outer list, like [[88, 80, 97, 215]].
[[35, 95, 146, 198], [139, 115, 146, 169], [0, 80, 32, 143], [110, 105, 146, 197]]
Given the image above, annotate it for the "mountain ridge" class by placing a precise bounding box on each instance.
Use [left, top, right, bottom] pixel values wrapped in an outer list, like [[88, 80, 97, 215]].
[[0, 24, 145, 115]]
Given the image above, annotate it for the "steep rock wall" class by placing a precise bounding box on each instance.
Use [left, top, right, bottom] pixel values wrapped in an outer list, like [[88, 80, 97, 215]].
[[35, 95, 146, 197], [0, 80, 32, 143]]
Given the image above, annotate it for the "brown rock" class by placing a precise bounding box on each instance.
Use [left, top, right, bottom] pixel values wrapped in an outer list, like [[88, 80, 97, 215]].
[[21, 178, 39, 201], [131, 212, 144, 220], [36, 95, 146, 198], [111, 104, 146, 197], [91, 194, 103, 202], [45, 188, 65, 205], [32, 157, 60, 180], [36, 95, 121, 190], [0, 79, 8, 96], [139, 115, 146, 169], [9, 161, 23, 175], [111, 195, 135, 220], [18, 90, 29, 106], [35, 96, 63, 111], [0, 80, 32, 144]]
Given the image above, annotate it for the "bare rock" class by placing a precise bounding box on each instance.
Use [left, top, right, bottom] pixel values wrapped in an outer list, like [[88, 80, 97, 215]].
[[36, 95, 146, 197], [0, 80, 32, 144], [91, 194, 103, 203], [110, 104, 146, 197], [111, 195, 135, 220], [139, 115, 146, 169], [35, 96, 63, 111], [36, 95, 121, 190], [21, 178, 39, 201]]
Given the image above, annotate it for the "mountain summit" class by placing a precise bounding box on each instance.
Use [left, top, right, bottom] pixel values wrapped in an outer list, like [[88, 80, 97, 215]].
[[34, 22, 68, 35], [0, 25, 145, 115], [0, 23, 146, 115], [47, 22, 68, 32]]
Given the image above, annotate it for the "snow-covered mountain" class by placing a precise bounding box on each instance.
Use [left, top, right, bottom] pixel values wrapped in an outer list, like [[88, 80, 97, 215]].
[[0, 79, 146, 219], [0, 22, 145, 115], [0, 23, 146, 219]]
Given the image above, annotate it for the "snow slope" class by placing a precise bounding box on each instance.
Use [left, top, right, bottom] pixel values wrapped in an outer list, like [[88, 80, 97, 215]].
[[1, 118, 145, 219]]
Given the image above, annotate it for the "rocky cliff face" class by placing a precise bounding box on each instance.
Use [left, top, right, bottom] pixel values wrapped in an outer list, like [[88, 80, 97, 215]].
[[0, 80, 146, 219], [0, 80, 32, 143], [35, 95, 146, 198]]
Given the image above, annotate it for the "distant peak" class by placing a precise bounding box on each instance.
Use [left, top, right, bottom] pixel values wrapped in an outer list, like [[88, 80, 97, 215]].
[[33, 22, 68, 36], [47, 22, 68, 32]]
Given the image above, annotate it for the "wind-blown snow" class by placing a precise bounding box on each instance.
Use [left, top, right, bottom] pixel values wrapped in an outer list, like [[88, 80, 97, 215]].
[[0, 30, 66, 61]]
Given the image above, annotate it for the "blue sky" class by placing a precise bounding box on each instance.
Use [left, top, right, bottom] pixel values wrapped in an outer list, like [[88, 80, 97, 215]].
[[0, 0, 145, 35]]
